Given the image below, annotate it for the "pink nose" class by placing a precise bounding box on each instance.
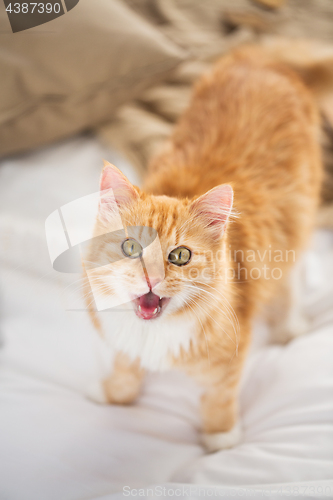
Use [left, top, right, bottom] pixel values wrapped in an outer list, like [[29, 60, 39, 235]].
[[148, 277, 162, 290]]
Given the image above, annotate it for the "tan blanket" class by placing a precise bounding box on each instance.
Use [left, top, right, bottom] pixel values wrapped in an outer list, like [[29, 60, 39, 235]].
[[96, 0, 333, 213]]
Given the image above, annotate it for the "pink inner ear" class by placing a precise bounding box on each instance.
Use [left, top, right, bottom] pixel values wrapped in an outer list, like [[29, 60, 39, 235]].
[[190, 184, 233, 237], [100, 163, 138, 207]]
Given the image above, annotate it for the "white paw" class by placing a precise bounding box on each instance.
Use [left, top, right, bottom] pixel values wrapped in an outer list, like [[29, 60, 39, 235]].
[[202, 422, 242, 452], [85, 380, 108, 404]]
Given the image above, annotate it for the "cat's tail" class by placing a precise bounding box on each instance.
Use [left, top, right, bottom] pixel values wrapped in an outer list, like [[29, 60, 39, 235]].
[[261, 37, 333, 228]]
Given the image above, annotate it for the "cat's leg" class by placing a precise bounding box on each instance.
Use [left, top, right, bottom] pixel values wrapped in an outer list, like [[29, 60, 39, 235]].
[[268, 260, 309, 344], [87, 352, 145, 405], [200, 376, 242, 452], [103, 352, 145, 404], [191, 337, 248, 452]]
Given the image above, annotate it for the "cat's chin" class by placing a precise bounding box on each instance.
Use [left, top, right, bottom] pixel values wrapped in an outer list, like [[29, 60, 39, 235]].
[[132, 291, 170, 321]]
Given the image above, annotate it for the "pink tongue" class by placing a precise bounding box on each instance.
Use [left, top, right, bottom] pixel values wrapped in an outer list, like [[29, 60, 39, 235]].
[[138, 291, 160, 319]]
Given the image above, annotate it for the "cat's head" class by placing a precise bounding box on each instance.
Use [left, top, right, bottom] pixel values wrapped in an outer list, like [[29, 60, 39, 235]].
[[84, 162, 233, 322]]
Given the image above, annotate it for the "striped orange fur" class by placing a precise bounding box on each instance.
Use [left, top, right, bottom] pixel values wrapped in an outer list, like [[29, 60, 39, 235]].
[[85, 47, 323, 450]]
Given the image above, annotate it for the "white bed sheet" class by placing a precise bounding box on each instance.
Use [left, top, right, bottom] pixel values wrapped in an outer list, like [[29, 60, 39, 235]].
[[0, 136, 332, 500]]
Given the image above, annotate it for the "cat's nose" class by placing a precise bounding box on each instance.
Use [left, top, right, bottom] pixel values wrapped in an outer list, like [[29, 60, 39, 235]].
[[148, 277, 162, 290]]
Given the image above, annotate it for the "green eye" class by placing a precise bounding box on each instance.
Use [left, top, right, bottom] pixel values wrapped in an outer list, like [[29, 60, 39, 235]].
[[122, 238, 143, 259], [168, 246, 191, 266]]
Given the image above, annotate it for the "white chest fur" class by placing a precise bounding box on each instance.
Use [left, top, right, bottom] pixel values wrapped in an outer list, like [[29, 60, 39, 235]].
[[99, 309, 196, 371]]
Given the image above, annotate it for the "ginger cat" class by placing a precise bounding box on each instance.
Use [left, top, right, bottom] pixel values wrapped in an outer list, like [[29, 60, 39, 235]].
[[84, 48, 323, 451]]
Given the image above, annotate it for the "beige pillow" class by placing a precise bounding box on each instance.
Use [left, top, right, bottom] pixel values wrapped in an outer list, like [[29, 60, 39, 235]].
[[0, 0, 184, 157]]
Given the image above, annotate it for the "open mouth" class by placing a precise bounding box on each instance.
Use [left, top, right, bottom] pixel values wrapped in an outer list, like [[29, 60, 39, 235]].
[[133, 291, 170, 320]]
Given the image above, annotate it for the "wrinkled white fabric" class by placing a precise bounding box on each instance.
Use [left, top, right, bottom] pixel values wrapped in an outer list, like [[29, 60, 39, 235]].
[[0, 137, 332, 500]]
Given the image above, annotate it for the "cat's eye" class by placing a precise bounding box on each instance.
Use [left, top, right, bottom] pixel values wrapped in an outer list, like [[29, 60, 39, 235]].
[[122, 238, 143, 259], [168, 246, 191, 266]]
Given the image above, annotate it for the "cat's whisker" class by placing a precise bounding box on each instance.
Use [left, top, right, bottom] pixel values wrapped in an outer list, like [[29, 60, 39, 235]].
[[188, 293, 236, 347], [61, 275, 90, 293], [196, 290, 238, 352], [181, 284, 237, 347], [67, 279, 106, 299], [178, 207, 239, 235], [177, 214, 199, 233], [182, 296, 211, 366], [192, 280, 240, 336], [182, 285, 238, 351], [183, 280, 239, 325], [182, 280, 239, 342]]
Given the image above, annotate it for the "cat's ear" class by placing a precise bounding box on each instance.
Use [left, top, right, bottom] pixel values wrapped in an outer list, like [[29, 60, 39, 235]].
[[100, 160, 139, 208], [190, 184, 233, 238]]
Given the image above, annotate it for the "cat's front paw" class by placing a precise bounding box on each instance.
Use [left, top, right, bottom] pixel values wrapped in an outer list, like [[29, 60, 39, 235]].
[[202, 422, 242, 452], [85, 377, 140, 405]]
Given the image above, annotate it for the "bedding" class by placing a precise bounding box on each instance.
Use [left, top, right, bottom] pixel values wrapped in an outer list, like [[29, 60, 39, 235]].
[[0, 136, 332, 500], [0, 0, 184, 158]]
